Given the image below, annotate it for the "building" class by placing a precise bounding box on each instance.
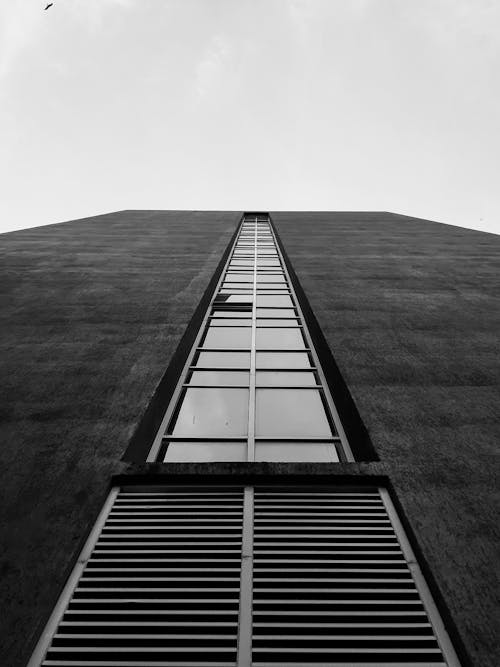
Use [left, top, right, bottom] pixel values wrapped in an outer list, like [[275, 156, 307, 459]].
[[0, 210, 499, 666]]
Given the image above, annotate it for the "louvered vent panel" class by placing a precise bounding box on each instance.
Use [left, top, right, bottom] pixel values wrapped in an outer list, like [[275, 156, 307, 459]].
[[41, 487, 244, 667], [252, 487, 447, 666]]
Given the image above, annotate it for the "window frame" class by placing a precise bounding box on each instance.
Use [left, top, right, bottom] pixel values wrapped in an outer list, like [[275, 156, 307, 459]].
[[147, 214, 353, 463]]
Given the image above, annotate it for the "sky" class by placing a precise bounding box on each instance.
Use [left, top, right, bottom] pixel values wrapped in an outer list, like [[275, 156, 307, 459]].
[[0, 0, 499, 235]]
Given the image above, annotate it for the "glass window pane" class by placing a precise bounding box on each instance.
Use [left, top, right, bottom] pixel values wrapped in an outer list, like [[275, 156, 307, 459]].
[[189, 371, 249, 386], [222, 284, 253, 290], [257, 308, 296, 318], [256, 328, 305, 349], [210, 319, 252, 326], [255, 389, 331, 437], [257, 295, 293, 307], [224, 274, 254, 283], [257, 274, 285, 283], [256, 371, 316, 386], [165, 442, 247, 462], [257, 319, 300, 327], [203, 327, 252, 348], [172, 388, 248, 436], [221, 295, 253, 304], [212, 310, 251, 318], [255, 442, 339, 462], [197, 352, 250, 368], [256, 352, 311, 368], [257, 285, 289, 291]]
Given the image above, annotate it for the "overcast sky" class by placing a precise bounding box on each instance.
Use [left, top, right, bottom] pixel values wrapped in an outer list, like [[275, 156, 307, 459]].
[[1, 0, 499, 235]]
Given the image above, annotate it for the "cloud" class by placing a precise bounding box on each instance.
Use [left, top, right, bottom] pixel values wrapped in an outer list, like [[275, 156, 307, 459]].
[[0, 0, 44, 80], [193, 33, 231, 102], [0, 0, 136, 81]]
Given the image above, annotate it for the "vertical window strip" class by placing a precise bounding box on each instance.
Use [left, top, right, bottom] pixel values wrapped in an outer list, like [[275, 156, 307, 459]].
[[149, 213, 353, 463]]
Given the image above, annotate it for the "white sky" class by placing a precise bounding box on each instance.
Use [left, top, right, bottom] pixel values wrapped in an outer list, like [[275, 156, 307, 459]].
[[1, 0, 499, 235]]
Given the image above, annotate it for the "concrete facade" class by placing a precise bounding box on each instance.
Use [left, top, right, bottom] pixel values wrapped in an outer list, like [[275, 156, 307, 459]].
[[0, 210, 499, 666]]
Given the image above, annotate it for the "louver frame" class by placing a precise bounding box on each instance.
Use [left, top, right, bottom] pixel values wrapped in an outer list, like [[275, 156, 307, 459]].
[[28, 484, 461, 667]]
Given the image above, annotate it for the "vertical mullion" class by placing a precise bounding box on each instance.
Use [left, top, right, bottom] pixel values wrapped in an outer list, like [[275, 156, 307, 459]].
[[237, 485, 254, 667], [247, 218, 257, 462]]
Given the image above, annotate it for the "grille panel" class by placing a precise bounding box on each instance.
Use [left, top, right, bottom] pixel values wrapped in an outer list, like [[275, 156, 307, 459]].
[[41, 487, 243, 667], [252, 487, 448, 665], [32, 486, 459, 667]]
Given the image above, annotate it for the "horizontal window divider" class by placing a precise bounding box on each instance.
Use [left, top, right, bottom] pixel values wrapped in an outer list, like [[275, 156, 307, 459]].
[[207, 325, 253, 329], [189, 366, 250, 372], [256, 348, 311, 353], [254, 437, 342, 442], [255, 367, 317, 372], [255, 385, 323, 390], [162, 437, 247, 442], [183, 384, 250, 389], [197, 347, 252, 352], [256, 368, 314, 372]]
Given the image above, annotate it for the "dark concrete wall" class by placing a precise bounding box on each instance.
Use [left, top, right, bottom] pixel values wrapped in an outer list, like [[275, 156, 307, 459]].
[[0, 210, 239, 666], [1, 210, 499, 666], [272, 211, 500, 667]]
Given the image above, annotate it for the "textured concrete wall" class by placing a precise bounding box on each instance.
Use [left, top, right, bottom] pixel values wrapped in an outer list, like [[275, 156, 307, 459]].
[[0, 210, 239, 666], [272, 211, 500, 667], [1, 210, 498, 666]]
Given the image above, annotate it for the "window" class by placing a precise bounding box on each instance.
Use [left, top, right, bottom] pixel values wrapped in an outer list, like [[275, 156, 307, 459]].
[[189, 370, 249, 386], [29, 485, 462, 667], [147, 214, 352, 463], [170, 388, 248, 437], [255, 389, 332, 437]]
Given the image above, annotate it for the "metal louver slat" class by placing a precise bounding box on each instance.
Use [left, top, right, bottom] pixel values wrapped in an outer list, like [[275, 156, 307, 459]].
[[34, 487, 244, 667], [251, 487, 459, 666], [29, 485, 460, 667]]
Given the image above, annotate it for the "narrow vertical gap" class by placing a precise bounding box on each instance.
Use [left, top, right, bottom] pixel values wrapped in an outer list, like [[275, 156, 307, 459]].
[[237, 485, 254, 667]]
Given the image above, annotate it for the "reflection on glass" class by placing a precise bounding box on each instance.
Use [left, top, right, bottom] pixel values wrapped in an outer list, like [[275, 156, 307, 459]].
[[223, 295, 253, 303], [171, 388, 248, 436], [197, 352, 250, 368], [256, 328, 305, 349], [164, 442, 247, 462], [189, 371, 249, 386], [256, 319, 300, 327], [255, 442, 339, 462], [256, 352, 311, 369], [209, 319, 252, 327], [256, 371, 316, 386], [257, 295, 293, 307], [257, 308, 296, 318], [224, 274, 254, 283], [212, 310, 251, 318], [257, 274, 285, 283], [203, 327, 252, 349], [255, 389, 331, 437]]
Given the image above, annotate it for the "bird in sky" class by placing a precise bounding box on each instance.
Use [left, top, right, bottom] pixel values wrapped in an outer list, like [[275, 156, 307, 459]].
[[44, 3, 53, 9]]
